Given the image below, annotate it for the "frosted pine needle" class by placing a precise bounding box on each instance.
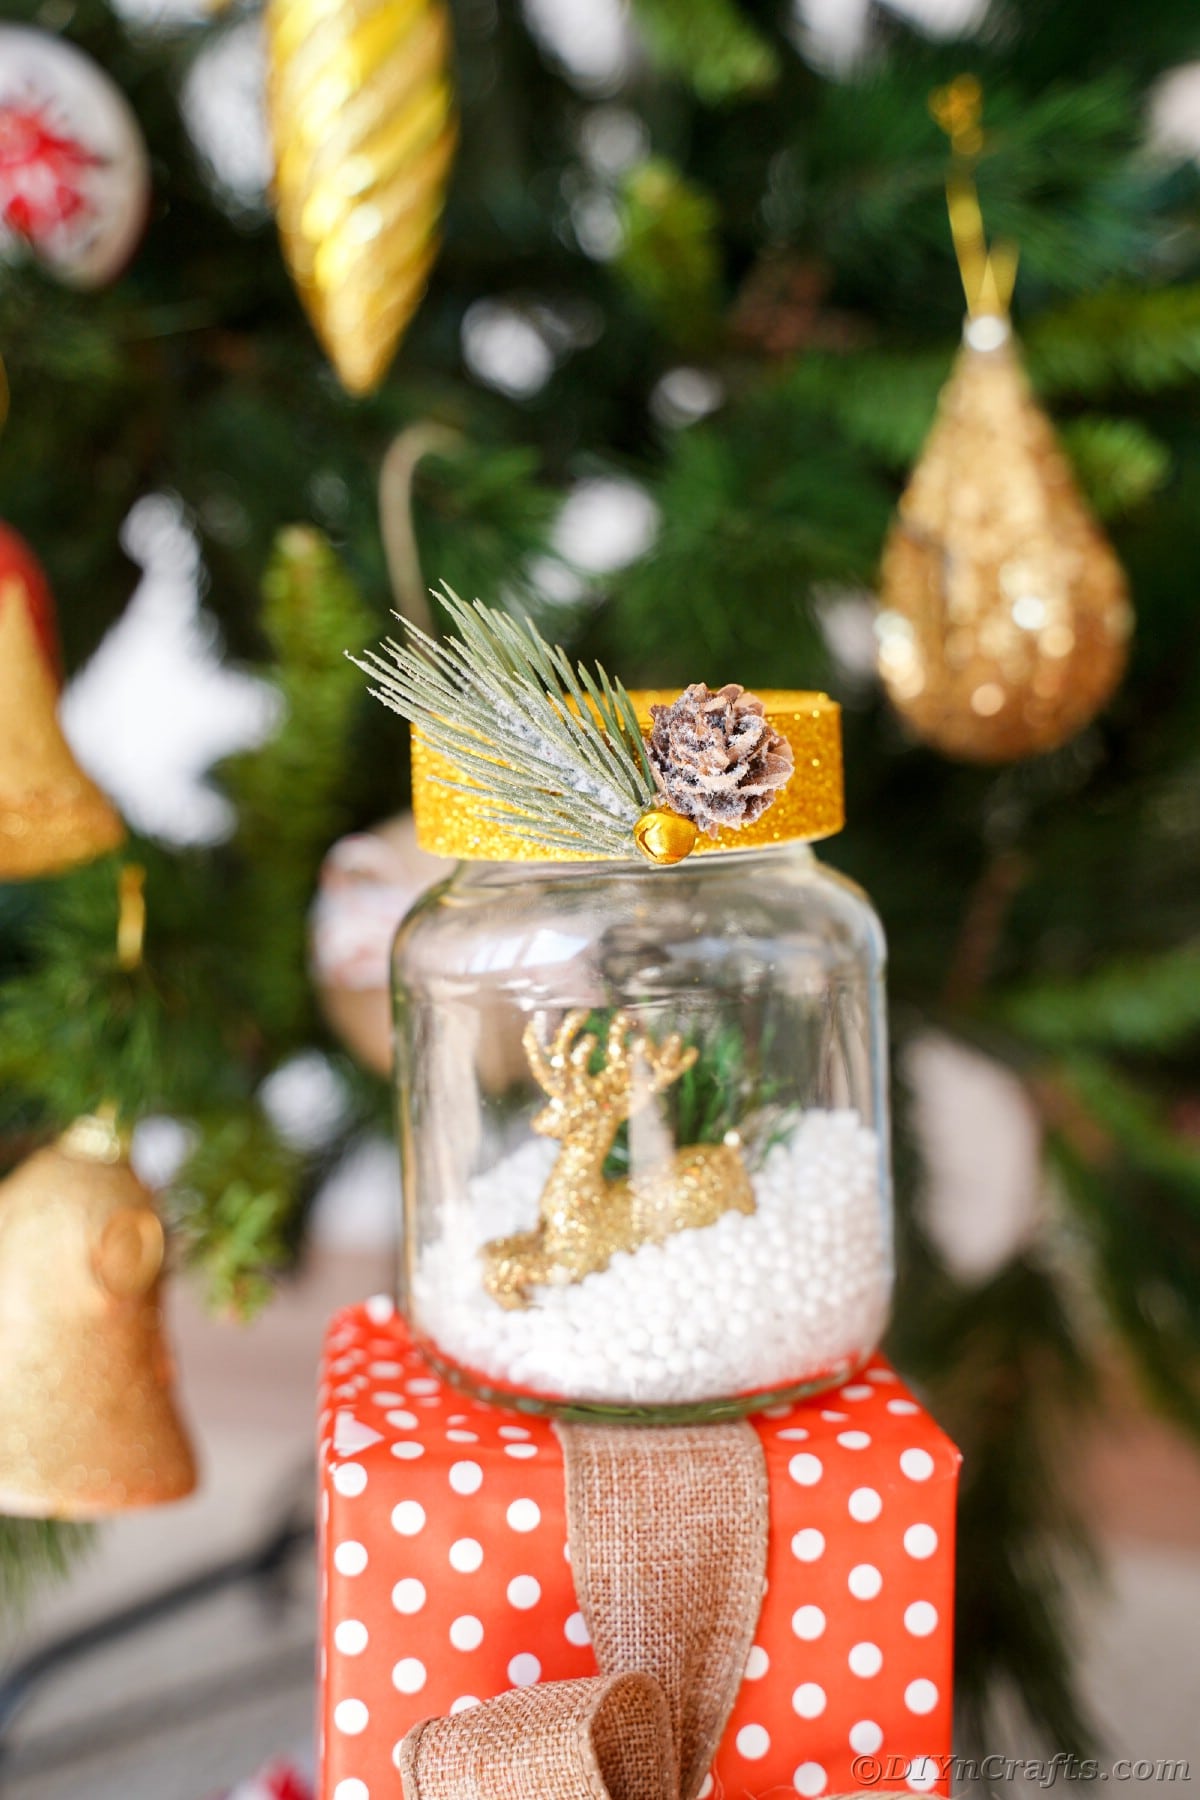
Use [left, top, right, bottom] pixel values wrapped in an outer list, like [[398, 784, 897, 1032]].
[[350, 585, 656, 857]]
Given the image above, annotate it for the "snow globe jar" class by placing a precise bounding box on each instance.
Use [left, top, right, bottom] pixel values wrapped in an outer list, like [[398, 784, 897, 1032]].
[[360, 595, 891, 1420]]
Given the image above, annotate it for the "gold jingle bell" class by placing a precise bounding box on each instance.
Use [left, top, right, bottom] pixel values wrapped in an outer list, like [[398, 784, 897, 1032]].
[[0, 1114, 197, 1518], [0, 563, 125, 879], [633, 808, 699, 866]]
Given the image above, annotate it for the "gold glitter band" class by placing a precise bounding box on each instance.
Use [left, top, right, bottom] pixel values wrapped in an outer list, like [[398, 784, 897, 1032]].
[[412, 690, 843, 862]]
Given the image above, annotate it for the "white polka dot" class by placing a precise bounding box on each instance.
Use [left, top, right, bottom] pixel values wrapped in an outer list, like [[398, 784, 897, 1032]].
[[792, 1605, 826, 1640], [365, 1293, 394, 1322], [508, 1652, 541, 1686], [792, 1682, 826, 1719], [901, 1447, 935, 1481], [498, 1425, 530, 1439], [334, 1540, 368, 1576], [407, 1377, 440, 1396], [841, 1385, 874, 1400], [820, 1410, 847, 1422], [907, 1758, 940, 1791], [698, 1777, 714, 1799], [849, 1642, 883, 1677], [507, 1575, 541, 1609], [449, 1537, 484, 1573], [505, 1443, 538, 1459], [793, 1761, 827, 1796], [848, 1487, 882, 1522], [334, 1698, 369, 1735], [904, 1523, 938, 1559], [392, 1657, 428, 1693], [789, 1453, 823, 1486], [371, 1393, 405, 1407], [888, 1398, 920, 1415], [905, 1601, 938, 1636], [391, 1441, 425, 1461], [849, 1720, 883, 1755], [334, 1619, 368, 1655], [391, 1501, 426, 1536], [446, 1429, 479, 1443], [905, 1678, 939, 1714], [334, 1780, 368, 1800], [450, 1615, 484, 1651], [762, 1404, 793, 1419], [791, 1527, 825, 1562], [837, 1431, 872, 1451], [777, 1427, 810, 1441], [370, 1361, 403, 1378], [450, 1695, 481, 1714], [333, 1463, 367, 1497], [744, 1645, 769, 1680], [565, 1611, 590, 1646], [386, 1410, 419, 1430], [736, 1723, 770, 1762], [507, 1498, 540, 1532], [449, 1461, 483, 1495], [867, 1367, 898, 1381], [848, 1563, 883, 1600], [392, 1578, 426, 1614]]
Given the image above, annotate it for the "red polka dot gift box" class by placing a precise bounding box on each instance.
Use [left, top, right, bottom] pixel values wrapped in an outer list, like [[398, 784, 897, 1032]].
[[318, 1300, 961, 1800]]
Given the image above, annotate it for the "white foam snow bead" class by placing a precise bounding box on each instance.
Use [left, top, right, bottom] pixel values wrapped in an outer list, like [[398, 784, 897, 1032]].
[[413, 1111, 890, 1406]]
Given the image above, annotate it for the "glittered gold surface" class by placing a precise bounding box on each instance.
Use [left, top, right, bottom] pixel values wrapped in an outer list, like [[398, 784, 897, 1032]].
[[266, 0, 457, 396], [481, 1011, 755, 1308], [0, 579, 125, 880], [0, 1117, 196, 1519], [877, 322, 1132, 762], [413, 690, 843, 862]]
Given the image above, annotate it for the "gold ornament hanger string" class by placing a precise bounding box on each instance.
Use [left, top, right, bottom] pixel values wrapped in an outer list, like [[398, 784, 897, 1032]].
[[378, 422, 464, 638], [117, 862, 147, 972], [929, 75, 1018, 319], [77, 863, 150, 1153]]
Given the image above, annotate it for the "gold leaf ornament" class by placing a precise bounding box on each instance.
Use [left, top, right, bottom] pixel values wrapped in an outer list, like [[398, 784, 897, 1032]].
[[266, 0, 457, 396], [877, 314, 1133, 762]]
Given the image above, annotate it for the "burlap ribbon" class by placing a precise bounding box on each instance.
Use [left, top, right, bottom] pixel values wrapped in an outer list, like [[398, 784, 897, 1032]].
[[398, 1420, 769, 1800]]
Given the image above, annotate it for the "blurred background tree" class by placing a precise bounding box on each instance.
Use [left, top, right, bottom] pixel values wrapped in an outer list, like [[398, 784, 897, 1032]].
[[2, 0, 1200, 1757]]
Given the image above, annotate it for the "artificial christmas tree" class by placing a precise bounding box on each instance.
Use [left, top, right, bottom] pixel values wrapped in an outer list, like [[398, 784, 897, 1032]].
[[0, 0, 1198, 1765]]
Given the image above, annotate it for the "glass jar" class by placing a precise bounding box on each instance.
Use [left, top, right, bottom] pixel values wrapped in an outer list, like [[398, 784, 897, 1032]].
[[392, 841, 891, 1421]]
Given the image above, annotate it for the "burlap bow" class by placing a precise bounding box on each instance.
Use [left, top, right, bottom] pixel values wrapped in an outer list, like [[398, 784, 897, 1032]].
[[398, 1421, 769, 1800]]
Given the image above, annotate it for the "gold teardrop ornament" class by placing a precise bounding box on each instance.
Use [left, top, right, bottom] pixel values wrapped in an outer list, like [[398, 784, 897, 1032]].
[[266, 0, 457, 396], [877, 315, 1133, 763], [633, 807, 699, 865]]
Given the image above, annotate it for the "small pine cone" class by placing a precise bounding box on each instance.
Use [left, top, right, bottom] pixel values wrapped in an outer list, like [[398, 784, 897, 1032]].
[[645, 683, 794, 838]]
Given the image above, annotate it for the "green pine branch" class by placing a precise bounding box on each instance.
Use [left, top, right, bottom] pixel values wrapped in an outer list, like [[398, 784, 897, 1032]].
[[628, 0, 779, 103], [353, 586, 655, 856]]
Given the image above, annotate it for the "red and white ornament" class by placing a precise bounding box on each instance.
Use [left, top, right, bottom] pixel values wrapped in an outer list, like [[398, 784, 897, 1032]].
[[0, 27, 150, 288]]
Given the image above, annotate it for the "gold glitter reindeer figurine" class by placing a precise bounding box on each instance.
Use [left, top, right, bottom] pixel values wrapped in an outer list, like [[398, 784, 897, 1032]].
[[481, 1010, 755, 1308]]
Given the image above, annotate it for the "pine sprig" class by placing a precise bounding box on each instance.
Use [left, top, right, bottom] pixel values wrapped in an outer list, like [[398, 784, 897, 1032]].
[[352, 587, 656, 857]]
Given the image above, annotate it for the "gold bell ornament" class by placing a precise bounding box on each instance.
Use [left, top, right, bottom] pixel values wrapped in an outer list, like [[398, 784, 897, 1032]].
[[265, 0, 457, 396], [876, 78, 1132, 763], [0, 1109, 197, 1518], [0, 520, 125, 878]]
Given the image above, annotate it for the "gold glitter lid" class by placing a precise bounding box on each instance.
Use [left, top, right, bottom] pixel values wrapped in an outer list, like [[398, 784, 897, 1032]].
[[412, 690, 843, 863]]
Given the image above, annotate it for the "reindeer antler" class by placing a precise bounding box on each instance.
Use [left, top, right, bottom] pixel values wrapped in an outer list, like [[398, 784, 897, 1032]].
[[522, 1009, 697, 1119], [626, 1027, 698, 1107]]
